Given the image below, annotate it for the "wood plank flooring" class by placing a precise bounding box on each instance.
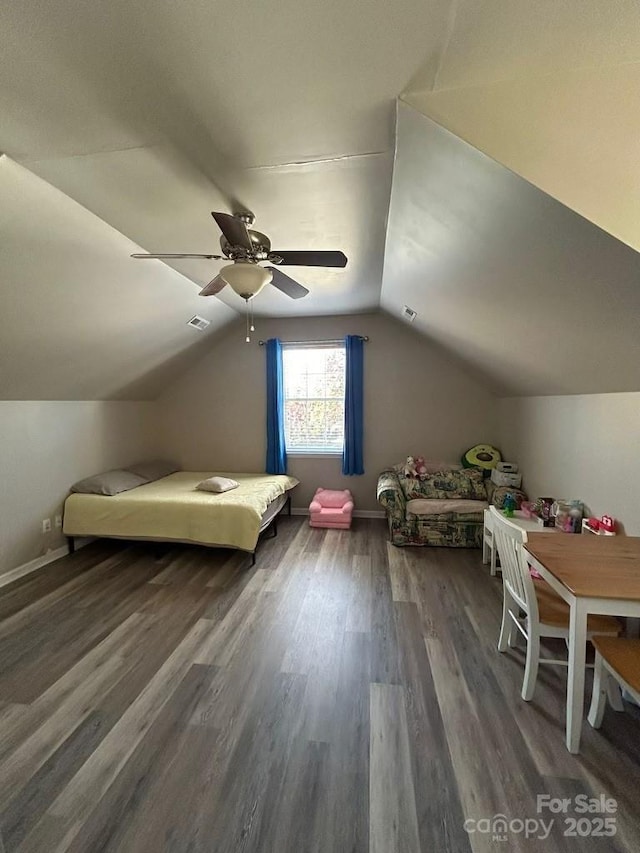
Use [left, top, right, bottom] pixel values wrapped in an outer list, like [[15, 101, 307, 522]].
[[1, 519, 639, 852]]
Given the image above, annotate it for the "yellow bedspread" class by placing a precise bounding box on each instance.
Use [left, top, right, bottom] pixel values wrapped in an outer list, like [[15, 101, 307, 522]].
[[63, 472, 299, 552]]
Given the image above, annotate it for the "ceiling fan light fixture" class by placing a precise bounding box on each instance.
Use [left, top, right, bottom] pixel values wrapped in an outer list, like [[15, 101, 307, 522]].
[[220, 262, 272, 299]]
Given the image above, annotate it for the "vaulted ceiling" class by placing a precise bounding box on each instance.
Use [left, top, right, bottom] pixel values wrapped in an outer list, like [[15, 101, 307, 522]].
[[1, 0, 639, 399]]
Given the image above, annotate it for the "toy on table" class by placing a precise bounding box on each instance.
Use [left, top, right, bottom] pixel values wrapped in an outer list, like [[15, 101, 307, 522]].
[[584, 514, 617, 535], [502, 493, 517, 518], [601, 514, 616, 533], [309, 488, 354, 529], [492, 487, 527, 511], [553, 500, 584, 533], [539, 497, 555, 527]]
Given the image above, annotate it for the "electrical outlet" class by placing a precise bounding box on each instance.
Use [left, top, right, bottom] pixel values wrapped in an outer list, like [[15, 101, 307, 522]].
[[55, 514, 63, 529], [42, 518, 51, 534]]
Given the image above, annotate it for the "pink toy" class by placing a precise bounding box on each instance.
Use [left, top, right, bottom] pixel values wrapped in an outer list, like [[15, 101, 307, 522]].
[[414, 455, 427, 478], [600, 514, 616, 533], [309, 488, 354, 529]]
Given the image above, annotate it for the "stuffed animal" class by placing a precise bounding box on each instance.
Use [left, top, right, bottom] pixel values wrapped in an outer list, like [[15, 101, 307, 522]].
[[462, 444, 502, 471], [403, 455, 418, 478], [414, 455, 428, 478], [502, 493, 517, 517]]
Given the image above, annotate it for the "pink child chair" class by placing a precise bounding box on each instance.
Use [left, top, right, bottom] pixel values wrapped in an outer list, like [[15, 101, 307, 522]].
[[309, 488, 354, 529]]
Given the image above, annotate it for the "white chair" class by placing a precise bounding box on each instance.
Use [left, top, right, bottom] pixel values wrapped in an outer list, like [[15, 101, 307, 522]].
[[588, 637, 640, 728], [491, 506, 621, 701]]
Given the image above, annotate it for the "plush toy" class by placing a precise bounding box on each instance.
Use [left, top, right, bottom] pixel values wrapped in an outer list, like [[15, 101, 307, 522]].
[[462, 444, 502, 471], [502, 493, 517, 518], [492, 487, 527, 510], [403, 455, 417, 478], [414, 455, 428, 478]]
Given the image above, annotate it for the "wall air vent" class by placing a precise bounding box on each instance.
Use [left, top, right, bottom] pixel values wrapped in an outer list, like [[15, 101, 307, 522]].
[[187, 315, 210, 331], [402, 305, 417, 322]]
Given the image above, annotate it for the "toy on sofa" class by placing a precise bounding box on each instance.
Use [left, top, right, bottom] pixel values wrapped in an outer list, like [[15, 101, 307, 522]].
[[414, 455, 428, 478], [403, 456, 418, 478], [309, 488, 354, 529]]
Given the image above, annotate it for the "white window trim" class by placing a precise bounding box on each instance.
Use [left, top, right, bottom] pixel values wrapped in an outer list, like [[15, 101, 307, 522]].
[[282, 341, 346, 456], [287, 451, 343, 458]]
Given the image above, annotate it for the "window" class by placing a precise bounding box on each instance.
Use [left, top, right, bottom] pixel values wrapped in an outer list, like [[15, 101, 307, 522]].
[[283, 343, 345, 454]]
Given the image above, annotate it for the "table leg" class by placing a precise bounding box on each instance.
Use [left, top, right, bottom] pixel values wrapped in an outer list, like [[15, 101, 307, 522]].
[[566, 599, 588, 753]]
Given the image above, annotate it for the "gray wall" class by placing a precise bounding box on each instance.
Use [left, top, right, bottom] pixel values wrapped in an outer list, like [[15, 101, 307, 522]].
[[0, 401, 158, 574], [156, 312, 500, 511], [499, 393, 640, 535]]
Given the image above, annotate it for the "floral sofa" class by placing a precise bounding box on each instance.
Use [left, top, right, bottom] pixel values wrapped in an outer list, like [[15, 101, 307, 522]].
[[377, 466, 489, 548]]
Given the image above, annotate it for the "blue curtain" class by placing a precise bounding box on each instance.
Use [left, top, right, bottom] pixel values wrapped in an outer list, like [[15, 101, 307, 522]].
[[265, 338, 287, 474], [342, 335, 364, 475]]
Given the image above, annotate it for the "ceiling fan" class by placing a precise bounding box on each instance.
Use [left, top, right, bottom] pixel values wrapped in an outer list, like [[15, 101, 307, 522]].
[[131, 211, 348, 301]]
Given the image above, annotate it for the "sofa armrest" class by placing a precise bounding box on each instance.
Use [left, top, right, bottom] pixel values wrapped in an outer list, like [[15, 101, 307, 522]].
[[309, 500, 322, 513], [377, 470, 406, 520], [341, 501, 354, 514]]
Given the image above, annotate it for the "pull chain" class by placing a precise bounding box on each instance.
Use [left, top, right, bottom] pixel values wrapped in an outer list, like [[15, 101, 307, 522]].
[[245, 299, 250, 343], [250, 300, 255, 333]]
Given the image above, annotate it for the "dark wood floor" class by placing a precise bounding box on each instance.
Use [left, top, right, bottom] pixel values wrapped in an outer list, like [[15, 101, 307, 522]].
[[1, 518, 639, 852]]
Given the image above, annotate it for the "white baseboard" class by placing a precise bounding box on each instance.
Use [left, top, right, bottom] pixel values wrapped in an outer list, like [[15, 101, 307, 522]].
[[0, 537, 92, 590], [291, 507, 385, 519]]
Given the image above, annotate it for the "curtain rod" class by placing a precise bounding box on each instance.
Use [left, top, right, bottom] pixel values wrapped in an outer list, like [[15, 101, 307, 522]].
[[258, 336, 369, 346]]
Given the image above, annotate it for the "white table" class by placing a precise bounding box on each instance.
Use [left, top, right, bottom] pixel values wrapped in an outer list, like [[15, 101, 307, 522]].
[[525, 534, 640, 753], [483, 508, 554, 575]]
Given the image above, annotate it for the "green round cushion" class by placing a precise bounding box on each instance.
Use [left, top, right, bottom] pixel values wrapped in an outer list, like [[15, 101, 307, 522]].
[[462, 444, 502, 470]]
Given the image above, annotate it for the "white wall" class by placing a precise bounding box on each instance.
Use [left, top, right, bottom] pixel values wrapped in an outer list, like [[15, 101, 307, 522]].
[[0, 401, 158, 574], [156, 312, 500, 512], [499, 393, 640, 535]]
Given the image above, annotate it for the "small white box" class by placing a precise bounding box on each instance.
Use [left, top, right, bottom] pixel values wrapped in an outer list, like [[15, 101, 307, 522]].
[[491, 469, 522, 488]]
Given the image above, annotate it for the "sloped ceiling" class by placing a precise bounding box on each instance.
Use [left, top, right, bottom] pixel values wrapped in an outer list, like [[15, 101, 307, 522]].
[[1, 0, 640, 400], [0, 156, 235, 400], [381, 104, 640, 396], [0, 0, 448, 323], [404, 0, 640, 253]]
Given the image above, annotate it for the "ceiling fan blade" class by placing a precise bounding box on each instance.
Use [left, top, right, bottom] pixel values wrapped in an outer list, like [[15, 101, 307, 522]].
[[199, 275, 227, 297], [266, 266, 309, 299], [268, 250, 347, 268], [211, 211, 253, 251], [131, 253, 222, 259]]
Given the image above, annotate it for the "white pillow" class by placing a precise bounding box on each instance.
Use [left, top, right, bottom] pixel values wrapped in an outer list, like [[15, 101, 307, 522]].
[[196, 476, 239, 493]]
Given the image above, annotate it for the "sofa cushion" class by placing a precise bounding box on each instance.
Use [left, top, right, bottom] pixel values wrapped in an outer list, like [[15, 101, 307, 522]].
[[406, 498, 489, 516], [398, 468, 487, 501]]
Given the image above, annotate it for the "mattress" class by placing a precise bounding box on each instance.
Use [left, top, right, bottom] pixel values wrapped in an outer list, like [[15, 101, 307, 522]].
[[63, 471, 299, 552]]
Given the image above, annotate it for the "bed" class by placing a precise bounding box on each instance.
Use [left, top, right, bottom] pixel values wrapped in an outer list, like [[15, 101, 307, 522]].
[[63, 471, 299, 562]]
